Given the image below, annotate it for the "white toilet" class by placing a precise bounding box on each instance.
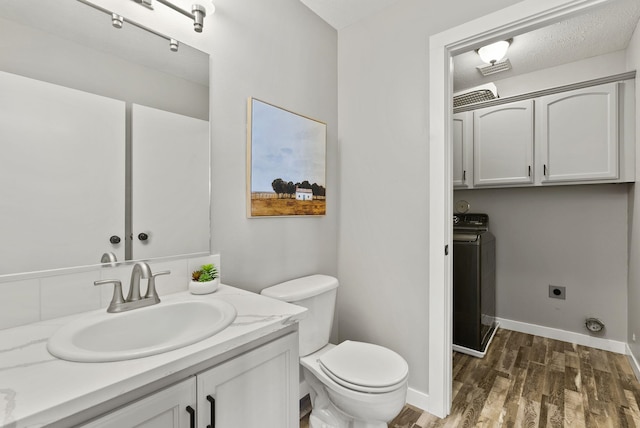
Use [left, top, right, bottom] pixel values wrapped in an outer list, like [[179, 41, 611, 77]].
[[261, 275, 408, 428]]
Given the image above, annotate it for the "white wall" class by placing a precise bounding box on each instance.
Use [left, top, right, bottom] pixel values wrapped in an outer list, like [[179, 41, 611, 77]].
[[626, 18, 640, 363], [455, 185, 629, 341], [337, 0, 520, 396]]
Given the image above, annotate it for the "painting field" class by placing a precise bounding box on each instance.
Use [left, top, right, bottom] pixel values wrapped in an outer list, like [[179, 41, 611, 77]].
[[251, 193, 326, 216]]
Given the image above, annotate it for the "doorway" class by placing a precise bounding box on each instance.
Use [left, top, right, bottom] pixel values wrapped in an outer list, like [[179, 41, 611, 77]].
[[427, 0, 618, 418]]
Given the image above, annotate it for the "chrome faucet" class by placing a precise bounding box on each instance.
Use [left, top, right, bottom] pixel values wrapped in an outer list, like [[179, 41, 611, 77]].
[[100, 252, 117, 264], [95, 262, 170, 313], [127, 261, 152, 301]]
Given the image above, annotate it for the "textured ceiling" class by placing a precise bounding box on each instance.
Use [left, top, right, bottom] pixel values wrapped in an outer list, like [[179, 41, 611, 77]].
[[453, 0, 640, 92], [300, 0, 640, 92], [300, 0, 402, 29]]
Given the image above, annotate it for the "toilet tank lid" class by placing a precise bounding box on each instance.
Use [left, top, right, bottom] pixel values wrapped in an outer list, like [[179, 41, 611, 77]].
[[261, 274, 338, 302]]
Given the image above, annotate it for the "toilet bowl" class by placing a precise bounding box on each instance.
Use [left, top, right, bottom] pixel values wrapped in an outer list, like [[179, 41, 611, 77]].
[[261, 275, 409, 428], [301, 342, 408, 428]]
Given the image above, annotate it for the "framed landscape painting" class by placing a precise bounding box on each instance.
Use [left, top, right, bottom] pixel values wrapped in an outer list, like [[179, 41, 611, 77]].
[[247, 98, 327, 217]]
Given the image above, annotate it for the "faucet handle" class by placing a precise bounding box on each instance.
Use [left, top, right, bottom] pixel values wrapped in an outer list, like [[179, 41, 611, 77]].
[[94, 279, 125, 313], [145, 270, 171, 302]]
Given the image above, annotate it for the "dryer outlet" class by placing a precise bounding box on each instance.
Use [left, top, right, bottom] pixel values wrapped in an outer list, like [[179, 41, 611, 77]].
[[549, 285, 566, 300]]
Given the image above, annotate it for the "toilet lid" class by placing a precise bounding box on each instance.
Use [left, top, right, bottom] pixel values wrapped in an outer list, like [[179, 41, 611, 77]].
[[318, 341, 408, 393]]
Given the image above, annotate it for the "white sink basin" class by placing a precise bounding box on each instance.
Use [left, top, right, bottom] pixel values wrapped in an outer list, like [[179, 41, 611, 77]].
[[47, 299, 237, 362]]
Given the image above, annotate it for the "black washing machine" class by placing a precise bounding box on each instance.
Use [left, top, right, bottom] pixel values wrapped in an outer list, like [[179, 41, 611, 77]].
[[453, 213, 497, 356]]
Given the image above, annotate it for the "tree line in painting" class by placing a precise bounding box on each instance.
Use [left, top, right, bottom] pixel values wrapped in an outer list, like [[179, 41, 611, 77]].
[[271, 178, 326, 199]]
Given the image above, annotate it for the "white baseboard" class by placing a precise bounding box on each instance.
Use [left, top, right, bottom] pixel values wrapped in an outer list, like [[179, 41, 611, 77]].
[[496, 317, 627, 354], [406, 387, 430, 413], [627, 344, 640, 381]]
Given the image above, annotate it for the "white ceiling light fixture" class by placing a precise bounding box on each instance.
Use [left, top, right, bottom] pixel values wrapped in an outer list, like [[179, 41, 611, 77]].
[[476, 39, 512, 65]]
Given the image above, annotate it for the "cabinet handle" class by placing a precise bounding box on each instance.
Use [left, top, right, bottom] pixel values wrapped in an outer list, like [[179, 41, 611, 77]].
[[528, 165, 531, 177], [463, 170, 466, 181], [206, 395, 216, 428], [186, 405, 195, 428], [544, 164, 547, 176]]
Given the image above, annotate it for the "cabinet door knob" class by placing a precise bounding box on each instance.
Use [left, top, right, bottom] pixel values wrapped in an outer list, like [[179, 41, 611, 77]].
[[109, 235, 121, 244], [206, 395, 216, 428], [138, 232, 149, 241], [186, 405, 195, 428]]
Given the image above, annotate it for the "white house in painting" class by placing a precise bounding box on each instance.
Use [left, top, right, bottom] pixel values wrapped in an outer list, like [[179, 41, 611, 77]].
[[295, 187, 313, 201]]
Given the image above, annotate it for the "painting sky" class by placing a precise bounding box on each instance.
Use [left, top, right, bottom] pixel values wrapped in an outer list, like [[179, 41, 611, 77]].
[[251, 99, 326, 192]]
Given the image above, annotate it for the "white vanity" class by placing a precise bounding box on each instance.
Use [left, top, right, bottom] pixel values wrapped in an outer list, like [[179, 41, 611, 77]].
[[0, 285, 306, 428]]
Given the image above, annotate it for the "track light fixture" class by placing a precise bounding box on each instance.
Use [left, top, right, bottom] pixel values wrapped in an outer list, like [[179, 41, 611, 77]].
[[111, 13, 124, 29], [132, 0, 211, 33]]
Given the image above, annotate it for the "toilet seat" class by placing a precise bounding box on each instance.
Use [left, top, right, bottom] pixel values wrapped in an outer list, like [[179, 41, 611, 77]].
[[318, 341, 408, 393]]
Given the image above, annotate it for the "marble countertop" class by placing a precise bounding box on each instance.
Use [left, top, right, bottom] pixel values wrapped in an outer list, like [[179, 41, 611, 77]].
[[0, 285, 306, 428]]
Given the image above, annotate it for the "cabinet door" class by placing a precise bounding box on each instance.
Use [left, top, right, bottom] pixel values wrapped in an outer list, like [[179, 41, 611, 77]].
[[473, 100, 534, 186], [80, 378, 196, 428], [453, 112, 472, 188], [539, 82, 618, 183], [197, 332, 299, 428]]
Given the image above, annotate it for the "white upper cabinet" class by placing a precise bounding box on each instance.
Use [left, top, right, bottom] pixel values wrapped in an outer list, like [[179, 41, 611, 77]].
[[539, 82, 619, 183], [453, 112, 472, 188], [473, 100, 534, 187]]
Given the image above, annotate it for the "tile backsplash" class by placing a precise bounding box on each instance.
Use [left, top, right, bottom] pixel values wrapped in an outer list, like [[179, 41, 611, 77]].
[[0, 254, 220, 330]]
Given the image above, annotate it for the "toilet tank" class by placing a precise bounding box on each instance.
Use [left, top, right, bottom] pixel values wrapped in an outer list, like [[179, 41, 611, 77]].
[[261, 275, 338, 357]]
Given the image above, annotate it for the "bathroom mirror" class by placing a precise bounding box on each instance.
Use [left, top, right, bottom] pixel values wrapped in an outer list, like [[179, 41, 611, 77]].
[[0, 0, 210, 277]]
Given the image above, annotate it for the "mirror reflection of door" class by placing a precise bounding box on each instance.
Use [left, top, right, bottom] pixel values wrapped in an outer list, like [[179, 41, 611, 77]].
[[132, 104, 210, 260]]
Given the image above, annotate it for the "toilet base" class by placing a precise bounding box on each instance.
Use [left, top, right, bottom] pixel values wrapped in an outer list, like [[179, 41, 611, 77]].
[[308, 400, 388, 428], [304, 364, 399, 428]]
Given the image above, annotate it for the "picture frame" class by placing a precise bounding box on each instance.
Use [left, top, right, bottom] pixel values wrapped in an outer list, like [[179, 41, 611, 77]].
[[247, 98, 327, 217]]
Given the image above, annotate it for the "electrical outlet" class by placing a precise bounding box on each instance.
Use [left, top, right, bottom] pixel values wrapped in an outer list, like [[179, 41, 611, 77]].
[[549, 285, 566, 300]]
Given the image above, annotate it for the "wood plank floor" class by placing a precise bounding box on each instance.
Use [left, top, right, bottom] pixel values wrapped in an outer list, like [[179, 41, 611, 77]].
[[301, 329, 640, 427]]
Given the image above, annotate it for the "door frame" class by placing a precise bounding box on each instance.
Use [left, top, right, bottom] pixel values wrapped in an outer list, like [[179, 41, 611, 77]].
[[427, 0, 614, 417]]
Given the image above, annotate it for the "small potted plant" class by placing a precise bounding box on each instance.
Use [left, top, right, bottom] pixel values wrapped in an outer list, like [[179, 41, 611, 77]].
[[189, 263, 219, 294]]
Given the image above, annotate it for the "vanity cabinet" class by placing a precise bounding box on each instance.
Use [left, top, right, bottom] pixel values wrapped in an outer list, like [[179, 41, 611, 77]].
[[80, 379, 196, 428], [196, 330, 299, 428], [473, 100, 534, 187], [538, 82, 619, 183], [453, 112, 472, 188], [79, 332, 298, 428]]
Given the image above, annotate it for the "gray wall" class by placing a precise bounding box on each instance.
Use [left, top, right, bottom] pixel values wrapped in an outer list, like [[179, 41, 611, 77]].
[[627, 18, 640, 363], [455, 185, 629, 341], [336, 0, 520, 395], [208, 0, 339, 292]]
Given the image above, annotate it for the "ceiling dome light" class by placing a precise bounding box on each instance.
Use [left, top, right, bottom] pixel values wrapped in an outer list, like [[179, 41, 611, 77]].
[[477, 40, 511, 65]]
